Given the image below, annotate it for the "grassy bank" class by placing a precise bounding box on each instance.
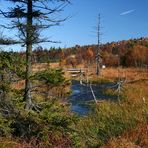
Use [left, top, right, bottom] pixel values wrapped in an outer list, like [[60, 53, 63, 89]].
[[76, 70, 148, 147]]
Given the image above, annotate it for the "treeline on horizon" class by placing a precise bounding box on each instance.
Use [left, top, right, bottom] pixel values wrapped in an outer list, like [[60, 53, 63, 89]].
[[2, 37, 148, 67]]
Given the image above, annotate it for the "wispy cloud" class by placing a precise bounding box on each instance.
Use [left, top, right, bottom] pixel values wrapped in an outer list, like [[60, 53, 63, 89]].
[[120, 9, 135, 16]]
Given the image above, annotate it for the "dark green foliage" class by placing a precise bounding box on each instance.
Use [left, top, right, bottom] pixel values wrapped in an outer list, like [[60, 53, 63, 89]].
[[34, 68, 66, 87], [0, 52, 16, 99], [0, 114, 12, 137], [33, 68, 70, 100], [0, 51, 25, 100], [34, 68, 65, 86], [0, 51, 25, 74], [0, 87, 79, 146], [0, 51, 80, 146], [0, 38, 20, 45], [0, 100, 19, 138]]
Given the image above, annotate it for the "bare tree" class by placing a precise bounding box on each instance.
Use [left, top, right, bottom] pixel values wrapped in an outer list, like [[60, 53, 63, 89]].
[[0, 0, 70, 109], [96, 14, 102, 75]]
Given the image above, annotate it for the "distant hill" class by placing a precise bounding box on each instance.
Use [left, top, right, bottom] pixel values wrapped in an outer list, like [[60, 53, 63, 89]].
[[32, 37, 148, 68]]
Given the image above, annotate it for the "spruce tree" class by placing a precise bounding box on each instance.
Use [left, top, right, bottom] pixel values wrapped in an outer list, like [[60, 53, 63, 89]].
[[0, 0, 70, 109]]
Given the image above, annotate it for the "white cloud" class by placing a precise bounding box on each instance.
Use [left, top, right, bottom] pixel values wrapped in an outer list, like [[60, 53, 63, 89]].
[[120, 9, 135, 15]]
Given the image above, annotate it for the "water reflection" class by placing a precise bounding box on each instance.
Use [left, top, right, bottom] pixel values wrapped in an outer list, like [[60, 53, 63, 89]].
[[69, 80, 117, 116]]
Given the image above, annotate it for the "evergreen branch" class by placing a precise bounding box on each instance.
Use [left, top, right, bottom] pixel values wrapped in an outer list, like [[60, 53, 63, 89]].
[[0, 38, 22, 45]]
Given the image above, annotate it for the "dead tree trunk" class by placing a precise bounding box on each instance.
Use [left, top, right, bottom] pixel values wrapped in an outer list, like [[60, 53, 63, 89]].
[[96, 14, 102, 76]]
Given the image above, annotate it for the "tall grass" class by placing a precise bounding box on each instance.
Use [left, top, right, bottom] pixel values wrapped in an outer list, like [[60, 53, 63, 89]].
[[78, 94, 148, 147], [104, 123, 148, 148]]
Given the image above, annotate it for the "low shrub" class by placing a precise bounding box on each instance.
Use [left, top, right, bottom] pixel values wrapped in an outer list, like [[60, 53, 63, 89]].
[[0, 99, 80, 147]]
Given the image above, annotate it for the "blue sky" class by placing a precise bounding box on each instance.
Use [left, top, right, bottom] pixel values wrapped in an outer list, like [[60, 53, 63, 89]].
[[0, 0, 148, 51]]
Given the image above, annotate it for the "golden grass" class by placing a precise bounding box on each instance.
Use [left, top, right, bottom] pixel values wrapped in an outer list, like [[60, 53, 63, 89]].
[[104, 124, 148, 148], [11, 63, 148, 91], [124, 80, 148, 103], [31, 62, 148, 82], [32, 62, 60, 72], [0, 138, 17, 148], [101, 67, 148, 81]]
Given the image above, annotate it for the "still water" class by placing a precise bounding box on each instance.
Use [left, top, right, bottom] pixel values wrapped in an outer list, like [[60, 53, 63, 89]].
[[69, 80, 117, 116]]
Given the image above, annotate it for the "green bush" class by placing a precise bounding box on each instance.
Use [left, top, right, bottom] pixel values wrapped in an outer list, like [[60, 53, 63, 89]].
[[0, 114, 12, 137], [0, 99, 80, 147]]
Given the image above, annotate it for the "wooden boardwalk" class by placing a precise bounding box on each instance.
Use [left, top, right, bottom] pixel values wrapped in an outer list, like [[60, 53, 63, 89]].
[[65, 68, 85, 77]]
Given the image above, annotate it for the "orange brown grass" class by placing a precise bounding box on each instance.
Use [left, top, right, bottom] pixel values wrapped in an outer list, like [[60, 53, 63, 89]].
[[101, 67, 148, 81], [32, 62, 59, 72], [104, 124, 148, 148]]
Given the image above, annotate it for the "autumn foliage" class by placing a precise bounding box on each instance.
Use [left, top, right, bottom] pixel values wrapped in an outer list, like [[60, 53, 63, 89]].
[[21, 37, 148, 68]]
